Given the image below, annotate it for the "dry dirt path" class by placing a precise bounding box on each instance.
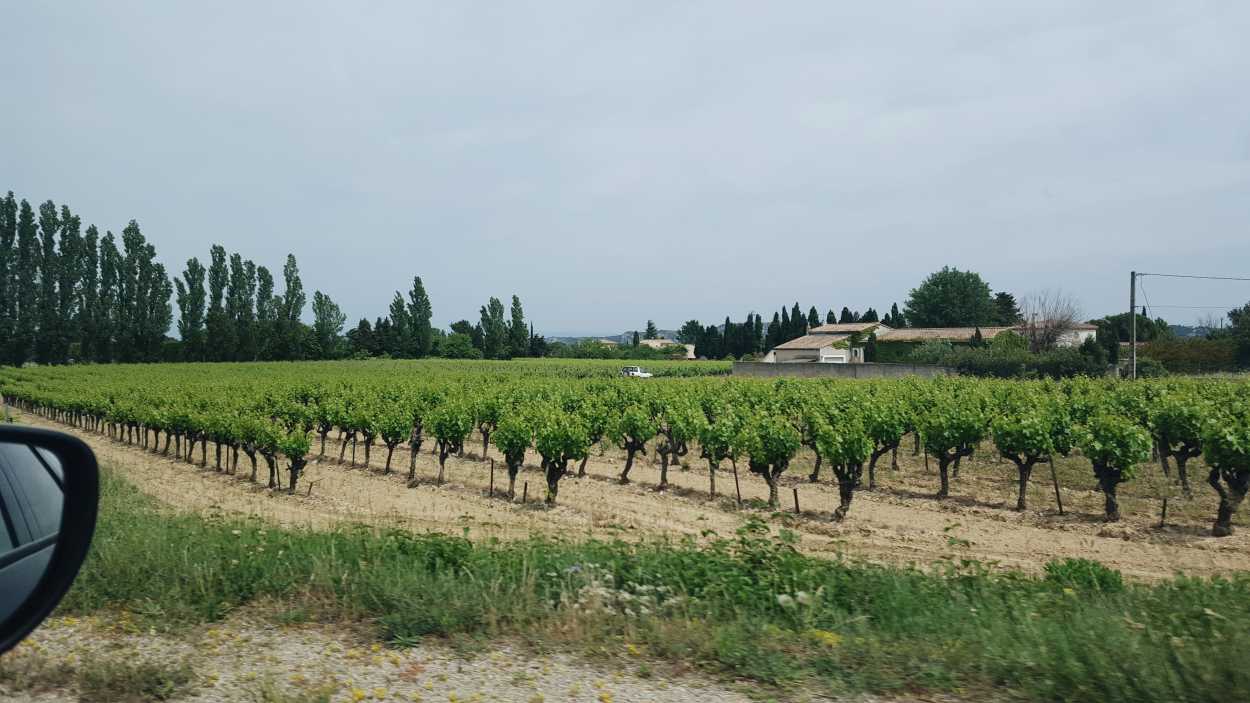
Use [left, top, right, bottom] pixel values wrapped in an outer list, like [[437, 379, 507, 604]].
[[20, 412, 1250, 581], [1, 613, 767, 703]]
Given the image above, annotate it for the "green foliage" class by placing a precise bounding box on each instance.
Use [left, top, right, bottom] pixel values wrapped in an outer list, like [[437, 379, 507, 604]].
[[1140, 337, 1240, 373], [904, 266, 997, 327], [438, 333, 483, 359], [1043, 558, 1124, 594], [1078, 413, 1151, 479]]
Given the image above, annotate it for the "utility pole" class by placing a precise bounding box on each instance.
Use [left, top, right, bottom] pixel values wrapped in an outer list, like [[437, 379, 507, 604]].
[[1129, 270, 1137, 379]]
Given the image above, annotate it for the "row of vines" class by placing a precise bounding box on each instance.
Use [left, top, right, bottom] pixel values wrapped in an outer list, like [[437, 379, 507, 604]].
[[1, 359, 1248, 535]]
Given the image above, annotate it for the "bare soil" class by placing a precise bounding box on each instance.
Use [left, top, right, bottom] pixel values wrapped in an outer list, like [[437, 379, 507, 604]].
[[19, 413, 1250, 581]]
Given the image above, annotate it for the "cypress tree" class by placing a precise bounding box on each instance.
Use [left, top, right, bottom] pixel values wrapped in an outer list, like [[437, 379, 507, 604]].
[[753, 313, 764, 353], [780, 307, 791, 343], [826, 309, 836, 324], [890, 302, 904, 328], [766, 312, 781, 350], [35, 201, 60, 364], [790, 302, 805, 339], [861, 308, 879, 322], [807, 306, 820, 329], [722, 315, 734, 358]]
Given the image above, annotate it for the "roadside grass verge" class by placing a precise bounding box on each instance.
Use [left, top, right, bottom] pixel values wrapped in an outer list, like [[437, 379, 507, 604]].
[[56, 468, 1250, 702]]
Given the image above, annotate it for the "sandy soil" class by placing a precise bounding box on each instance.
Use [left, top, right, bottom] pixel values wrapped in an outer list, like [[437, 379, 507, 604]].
[[19, 413, 1250, 581], [1, 613, 763, 703]]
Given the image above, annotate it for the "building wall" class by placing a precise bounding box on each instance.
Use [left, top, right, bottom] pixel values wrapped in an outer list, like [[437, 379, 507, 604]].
[[733, 361, 952, 379]]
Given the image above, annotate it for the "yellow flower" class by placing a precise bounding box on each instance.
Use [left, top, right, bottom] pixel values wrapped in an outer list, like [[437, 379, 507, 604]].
[[598, 693, 613, 703], [351, 688, 367, 702], [374, 688, 388, 700], [806, 629, 843, 648], [625, 643, 642, 656]]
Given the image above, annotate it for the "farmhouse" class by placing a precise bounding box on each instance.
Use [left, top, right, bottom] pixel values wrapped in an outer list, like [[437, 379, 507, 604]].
[[638, 338, 697, 360], [761, 320, 1100, 364]]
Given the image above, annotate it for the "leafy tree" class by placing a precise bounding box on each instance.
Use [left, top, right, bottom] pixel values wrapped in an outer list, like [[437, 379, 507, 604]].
[[1203, 407, 1250, 536], [346, 318, 376, 356], [407, 276, 433, 357], [227, 255, 257, 361], [439, 333, 482, 359], [1228, 302, 1250, 368], [644, 320, 659, 339], [507, 294, 528, 358], [273, 254, 306, 360], [205, 245, 231, 360], [311, 290, 346, 359], [254, 265, 276, 358], [480, 297, 508, 359], [1078, 414, 1150, 522], [115, 221, 171, 362], [1153, 395, 1206, 496], [994, 292, 1022, 325], [904, 267, 996, 327], [35, 201, 60, 364], [677, 319, 703, 345], [839, 307, 854, 324], [388, 291, 410, 356], [8, 200, 37, 365], [76, 227, 100, 360], [528, 324, 548, 357], [175, 258, 207, 361]]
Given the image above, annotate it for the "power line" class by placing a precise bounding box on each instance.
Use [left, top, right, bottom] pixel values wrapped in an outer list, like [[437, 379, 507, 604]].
[[1138, 304, 1240, 310], [1140, 272, 1250, 280]]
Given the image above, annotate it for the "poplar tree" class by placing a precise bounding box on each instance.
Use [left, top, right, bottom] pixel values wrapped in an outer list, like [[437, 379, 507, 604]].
[[508, 294, 527, 358], [12, 201, 38, 366], [79, 226, 100, 361], [35, 201, 60, 364], [175, 258, 207, 360], [480, 297, 508, 359], [95, 231, 121, 362], [205, 245, 230, 360], [312, 290, 346, 359], [277, 254, 306, 360], [255, 265, 276, 359], [55, 206, 82, 363], [237, 260, 257, 360], [407, 276, 433, 357], [388, 291, 410, 356], [0, 193, 15, 364]]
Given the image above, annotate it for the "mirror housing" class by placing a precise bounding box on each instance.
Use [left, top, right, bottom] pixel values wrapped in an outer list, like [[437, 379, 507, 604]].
[[0, 425, 99, 655]]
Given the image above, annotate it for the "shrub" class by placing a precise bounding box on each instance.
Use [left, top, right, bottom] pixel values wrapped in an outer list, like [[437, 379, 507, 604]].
[[1140, 337, 1240, 373], [1043, 558, 1124, 593]]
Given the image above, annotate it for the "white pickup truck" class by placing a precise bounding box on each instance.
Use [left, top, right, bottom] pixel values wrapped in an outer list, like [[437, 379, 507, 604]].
[[620, 366, 653, 378]]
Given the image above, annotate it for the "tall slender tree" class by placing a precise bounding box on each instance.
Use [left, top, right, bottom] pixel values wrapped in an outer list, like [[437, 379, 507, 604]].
[[55, 206, 82, 363], [175, 258, 207, 361], [205, 245, 230, 360], [311, 290, 346, 359], [790, 302, 805, 339], [407, 276, 433, 357], [78, 226, 100, 361], [95, 231, 121, 362], [276, 254, 306, 360], [508, 294, 527, 358], [826, 309, 836, 324], [254, 265, 276, 359], [388, 291, 410, 356], [890, 302, 904, 328], [11, 201, 39, 366], [807, 306, 821, 329], [0, 193, 16, 364], [480, 297, 508, 359], [35, 201, 60, 364]]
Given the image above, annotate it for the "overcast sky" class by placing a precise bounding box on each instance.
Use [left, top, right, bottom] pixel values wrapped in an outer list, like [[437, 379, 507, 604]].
[[4, 2, 1249, 335]]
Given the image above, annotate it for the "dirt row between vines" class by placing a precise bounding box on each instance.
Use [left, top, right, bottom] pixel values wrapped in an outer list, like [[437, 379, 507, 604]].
[[19, 412, 1250, 581]]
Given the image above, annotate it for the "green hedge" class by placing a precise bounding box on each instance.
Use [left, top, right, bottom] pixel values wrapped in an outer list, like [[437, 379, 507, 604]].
[[1140, 338, 1241, 374]]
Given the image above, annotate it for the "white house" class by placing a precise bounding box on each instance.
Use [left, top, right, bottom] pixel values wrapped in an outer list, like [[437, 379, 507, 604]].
[[638, 338, 696, 360]]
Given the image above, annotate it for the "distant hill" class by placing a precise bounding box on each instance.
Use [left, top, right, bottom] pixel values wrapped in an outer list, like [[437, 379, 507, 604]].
[[549, 329, 682, 345]]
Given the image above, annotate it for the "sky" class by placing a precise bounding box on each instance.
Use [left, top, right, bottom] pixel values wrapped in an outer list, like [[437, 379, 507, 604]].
[[4, 2, 1250, 336]]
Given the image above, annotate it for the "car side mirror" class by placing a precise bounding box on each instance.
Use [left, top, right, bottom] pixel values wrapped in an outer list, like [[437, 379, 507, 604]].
[[0, 426, 99, 655]]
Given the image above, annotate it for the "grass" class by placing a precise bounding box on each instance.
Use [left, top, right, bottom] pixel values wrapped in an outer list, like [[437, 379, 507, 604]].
[[49, 468, 1250, 702], [0, 650, 194, 702]]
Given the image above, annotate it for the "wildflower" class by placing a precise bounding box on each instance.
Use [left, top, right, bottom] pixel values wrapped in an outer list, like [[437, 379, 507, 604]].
[[351, 688, 367, 702]]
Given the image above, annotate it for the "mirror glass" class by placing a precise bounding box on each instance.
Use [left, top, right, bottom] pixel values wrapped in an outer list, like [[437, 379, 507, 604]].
[[0, 441, 65, 625]]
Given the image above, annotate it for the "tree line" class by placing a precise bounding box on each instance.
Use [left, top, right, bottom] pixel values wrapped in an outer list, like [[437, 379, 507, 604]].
[[1, 193, 171, 365]]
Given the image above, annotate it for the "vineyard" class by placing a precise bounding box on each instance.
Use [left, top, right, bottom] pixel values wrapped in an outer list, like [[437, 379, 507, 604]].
[[2, 358, 1249, 568]]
